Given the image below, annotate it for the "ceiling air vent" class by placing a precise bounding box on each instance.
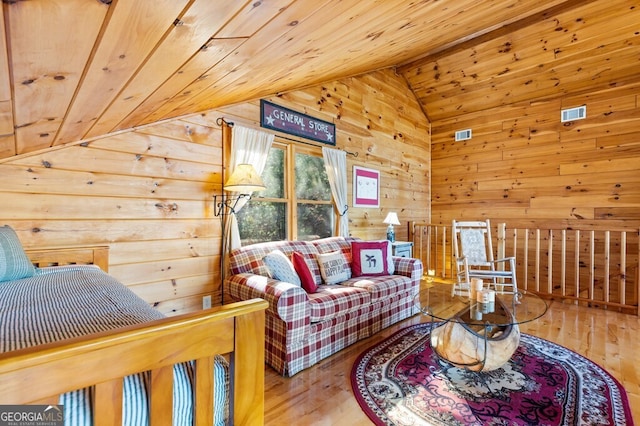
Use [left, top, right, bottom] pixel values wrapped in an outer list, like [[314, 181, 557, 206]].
[[561, 105, 586, 122], [455, 129, 472, 141]]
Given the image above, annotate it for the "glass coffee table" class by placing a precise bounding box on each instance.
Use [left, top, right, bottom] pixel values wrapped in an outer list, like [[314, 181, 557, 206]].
[[414, 283, 548, 371]]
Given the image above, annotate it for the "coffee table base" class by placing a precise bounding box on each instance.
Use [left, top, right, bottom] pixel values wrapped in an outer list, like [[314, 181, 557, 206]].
[[430, 321, 521, 371]]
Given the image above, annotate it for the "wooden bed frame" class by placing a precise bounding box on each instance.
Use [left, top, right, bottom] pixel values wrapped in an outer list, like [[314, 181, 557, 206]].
[[0, 246, 268, 425], [25, 245, 111, 271]]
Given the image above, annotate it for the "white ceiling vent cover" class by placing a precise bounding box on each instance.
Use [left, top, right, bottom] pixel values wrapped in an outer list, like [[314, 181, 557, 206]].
[[561, 105, 586, 122], [455, 129, 472, 141]]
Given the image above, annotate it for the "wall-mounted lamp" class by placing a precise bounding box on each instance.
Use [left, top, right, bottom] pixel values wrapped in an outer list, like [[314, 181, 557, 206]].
[[383, 212, 400, 243], [214, 163, 265, 216]]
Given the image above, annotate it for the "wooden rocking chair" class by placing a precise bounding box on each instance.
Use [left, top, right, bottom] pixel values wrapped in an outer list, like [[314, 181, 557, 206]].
[[452, 219, 518, 295]]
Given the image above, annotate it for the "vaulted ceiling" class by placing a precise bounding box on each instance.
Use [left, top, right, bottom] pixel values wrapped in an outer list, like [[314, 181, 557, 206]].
[[1, 0, 638, 159]]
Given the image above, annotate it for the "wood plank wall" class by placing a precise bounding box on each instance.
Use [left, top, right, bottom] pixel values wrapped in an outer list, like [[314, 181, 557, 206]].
[[430, 82, 640, 232], [0, 68, 431, 315], [0, 119, 223, 315]]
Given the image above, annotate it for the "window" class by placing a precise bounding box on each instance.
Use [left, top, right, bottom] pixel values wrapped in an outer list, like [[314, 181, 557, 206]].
[[237, 141, 334, 244]]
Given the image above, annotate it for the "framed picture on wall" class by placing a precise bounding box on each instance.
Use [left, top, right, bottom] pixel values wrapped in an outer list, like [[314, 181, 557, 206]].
[[353, 166, 380, 208]]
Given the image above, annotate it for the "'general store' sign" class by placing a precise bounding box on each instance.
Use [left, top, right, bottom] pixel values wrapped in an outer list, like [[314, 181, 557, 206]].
[[260, 100, 336, 145]]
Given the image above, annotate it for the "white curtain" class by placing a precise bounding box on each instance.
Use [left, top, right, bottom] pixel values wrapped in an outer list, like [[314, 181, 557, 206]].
[[226, 125, 274, 249], [322, 147, 349, 237]]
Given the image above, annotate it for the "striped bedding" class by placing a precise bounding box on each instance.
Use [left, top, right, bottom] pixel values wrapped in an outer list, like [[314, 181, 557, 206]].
[[0, 265, 228, 425]]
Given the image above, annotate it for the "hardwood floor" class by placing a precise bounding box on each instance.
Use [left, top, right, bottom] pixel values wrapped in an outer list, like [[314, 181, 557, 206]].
[[264, 299, 639, 425]]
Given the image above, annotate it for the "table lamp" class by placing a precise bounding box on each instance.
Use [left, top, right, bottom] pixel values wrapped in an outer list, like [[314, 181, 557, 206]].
[[383, 212, 400, 242]]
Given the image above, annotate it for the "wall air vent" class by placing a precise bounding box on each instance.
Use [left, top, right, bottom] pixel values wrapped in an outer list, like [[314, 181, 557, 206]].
[[561, 105, 586, 122], [455, 129, 472, 141]]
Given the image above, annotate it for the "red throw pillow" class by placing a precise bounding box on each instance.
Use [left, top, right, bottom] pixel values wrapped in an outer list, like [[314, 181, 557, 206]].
[[292, 251, 318, 293], [351, 240, 390, 277]]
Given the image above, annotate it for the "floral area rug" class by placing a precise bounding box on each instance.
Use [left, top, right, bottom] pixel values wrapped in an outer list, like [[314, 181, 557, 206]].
[[351, 323, 633, 426]]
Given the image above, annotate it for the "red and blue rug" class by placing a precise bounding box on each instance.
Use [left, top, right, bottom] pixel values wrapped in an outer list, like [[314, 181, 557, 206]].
[[351, 323, 633, 426]]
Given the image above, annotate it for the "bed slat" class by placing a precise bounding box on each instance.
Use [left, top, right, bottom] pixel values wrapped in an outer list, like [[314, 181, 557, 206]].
[[94, 378, 123, 426], [150, 366, 174, 425], [195, 356, 215, 424]]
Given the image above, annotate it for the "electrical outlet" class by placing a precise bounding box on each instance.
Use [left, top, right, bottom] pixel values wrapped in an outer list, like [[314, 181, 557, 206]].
[[202, 295, 212, 309]]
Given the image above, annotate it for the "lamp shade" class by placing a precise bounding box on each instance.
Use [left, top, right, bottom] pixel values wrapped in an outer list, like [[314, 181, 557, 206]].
[[224, 164, 265, 193], [383, 212, 400, 226]]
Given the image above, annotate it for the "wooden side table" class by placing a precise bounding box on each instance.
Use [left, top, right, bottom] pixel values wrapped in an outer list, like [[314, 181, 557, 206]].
[[391, 241, 413, 257]]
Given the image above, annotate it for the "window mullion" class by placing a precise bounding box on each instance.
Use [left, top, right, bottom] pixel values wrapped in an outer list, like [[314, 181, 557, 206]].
[[287, 143, 297, 240]]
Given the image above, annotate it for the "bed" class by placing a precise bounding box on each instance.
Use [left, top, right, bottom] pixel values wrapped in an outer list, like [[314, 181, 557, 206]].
[[0, 226, 267, 425]]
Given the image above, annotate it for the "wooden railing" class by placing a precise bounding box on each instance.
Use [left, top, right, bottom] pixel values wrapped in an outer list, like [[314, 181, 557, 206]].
[[410, 222, 455, 282], [411, 221, 640, 315]]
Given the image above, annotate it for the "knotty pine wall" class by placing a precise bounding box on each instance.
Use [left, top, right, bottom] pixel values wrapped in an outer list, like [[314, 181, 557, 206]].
[[430, 82, 640, 232], [1, 118, 223, 315], [0, 68, 431, 315]]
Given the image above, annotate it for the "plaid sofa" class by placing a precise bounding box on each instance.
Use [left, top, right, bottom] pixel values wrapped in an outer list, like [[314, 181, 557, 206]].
[[225, 236, 423, 377]]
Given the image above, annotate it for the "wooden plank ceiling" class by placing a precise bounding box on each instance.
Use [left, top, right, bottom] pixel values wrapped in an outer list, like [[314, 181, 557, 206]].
[[0, 0, 638, 159]]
